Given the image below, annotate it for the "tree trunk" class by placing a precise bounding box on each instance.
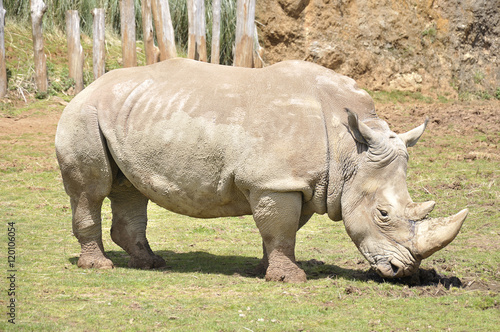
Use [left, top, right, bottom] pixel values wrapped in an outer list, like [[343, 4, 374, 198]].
[[253, 26, 264, 68], [187, 0, 206, 61], [210, 0, 221, 64], [141, 0, 156, 65], [194, 0, 207, 62], [120, 0, 136, 67], [92, 8, 105, 79], [0, 0, 6, 97], [66, 10, 84, 94], [234, 0, 255, 68], [151, 0, 177, 61], [30, 0, 48, 93], [187, 0, 196, 59]]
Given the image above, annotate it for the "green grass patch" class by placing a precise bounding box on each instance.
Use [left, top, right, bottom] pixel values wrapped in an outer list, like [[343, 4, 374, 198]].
[[366, 89, 434, 104], [0, 102, 499, 331]]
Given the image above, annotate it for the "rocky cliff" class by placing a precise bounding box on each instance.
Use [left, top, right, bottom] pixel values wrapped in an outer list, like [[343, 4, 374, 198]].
[[256, 0, 499, 97]]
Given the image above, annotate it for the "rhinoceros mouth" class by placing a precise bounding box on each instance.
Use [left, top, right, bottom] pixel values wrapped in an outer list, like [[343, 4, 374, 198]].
[[373, 257, 420, 278]]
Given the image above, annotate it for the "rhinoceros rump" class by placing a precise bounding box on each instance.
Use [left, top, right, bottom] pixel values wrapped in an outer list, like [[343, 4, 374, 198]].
[[55, 58, 467, 282]]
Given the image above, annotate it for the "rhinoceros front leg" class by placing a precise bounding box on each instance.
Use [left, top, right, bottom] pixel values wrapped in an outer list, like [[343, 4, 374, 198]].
[[256, 214, 312, 276], [251, 191, 307, 282], [109, 176, 166, 269]]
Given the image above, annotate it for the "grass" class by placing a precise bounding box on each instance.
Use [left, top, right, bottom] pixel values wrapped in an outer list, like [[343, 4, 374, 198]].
[[5, 0, 238, 65], [366, 89, 435, 104], [3, 19, 147, 99], [0, 98, 499, 331]]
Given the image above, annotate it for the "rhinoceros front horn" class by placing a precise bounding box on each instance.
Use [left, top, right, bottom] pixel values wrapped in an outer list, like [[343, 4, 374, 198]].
[[412, 209, 468, 259]]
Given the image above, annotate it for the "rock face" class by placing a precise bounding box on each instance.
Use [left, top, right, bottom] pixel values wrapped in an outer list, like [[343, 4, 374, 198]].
[[256, 0, 499, 97]]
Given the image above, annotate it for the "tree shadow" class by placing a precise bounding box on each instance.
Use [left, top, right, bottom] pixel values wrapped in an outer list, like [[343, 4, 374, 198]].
[[69, 251, 462, 288]]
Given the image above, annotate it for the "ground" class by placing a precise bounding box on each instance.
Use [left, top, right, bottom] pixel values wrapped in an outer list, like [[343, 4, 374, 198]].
[[1, 97, 498, 290]]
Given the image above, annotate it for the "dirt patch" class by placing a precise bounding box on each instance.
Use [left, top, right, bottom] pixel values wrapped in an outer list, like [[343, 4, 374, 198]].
[[376, 100, 500, 137], [0, 106, 63, 137], [377, 100, 500, 162]]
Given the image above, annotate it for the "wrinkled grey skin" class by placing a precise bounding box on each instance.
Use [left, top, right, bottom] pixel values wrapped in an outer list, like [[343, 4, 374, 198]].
[[55, 58, 467, 282]]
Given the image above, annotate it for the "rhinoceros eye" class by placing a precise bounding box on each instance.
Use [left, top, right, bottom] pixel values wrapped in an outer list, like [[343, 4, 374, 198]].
[[377, 208, 390, 222]]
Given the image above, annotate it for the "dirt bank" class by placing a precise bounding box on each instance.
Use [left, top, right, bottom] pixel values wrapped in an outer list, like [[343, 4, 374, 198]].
[[256, 0, 500, 97]]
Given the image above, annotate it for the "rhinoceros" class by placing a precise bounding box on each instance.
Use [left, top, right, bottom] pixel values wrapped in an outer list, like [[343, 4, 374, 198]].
[[55, 58, 468, 282]]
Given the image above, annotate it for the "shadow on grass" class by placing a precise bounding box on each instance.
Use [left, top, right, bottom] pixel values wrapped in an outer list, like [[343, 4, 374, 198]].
[[69, 250, 462, 288]]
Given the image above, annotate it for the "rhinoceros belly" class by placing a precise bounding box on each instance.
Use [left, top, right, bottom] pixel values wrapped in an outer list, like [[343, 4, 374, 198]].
[[103, 109, 257, 218]]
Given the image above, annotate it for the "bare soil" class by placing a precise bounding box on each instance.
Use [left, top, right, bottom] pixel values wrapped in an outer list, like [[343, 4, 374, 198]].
[[256, 1, 500, 97]]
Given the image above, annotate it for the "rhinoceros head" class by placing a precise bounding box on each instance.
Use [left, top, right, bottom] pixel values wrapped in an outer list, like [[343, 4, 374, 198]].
[[341, 109, 468, 278]]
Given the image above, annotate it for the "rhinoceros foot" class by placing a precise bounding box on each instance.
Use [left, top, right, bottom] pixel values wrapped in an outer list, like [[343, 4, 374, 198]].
[[77, 253, 114, 269], [265, 263, 307, 283], [77, 239, 115, 269], [128, 254, 166, 270]]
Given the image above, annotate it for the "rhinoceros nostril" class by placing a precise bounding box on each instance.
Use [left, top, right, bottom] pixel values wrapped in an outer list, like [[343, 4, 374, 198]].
[[390, 261, 400, 275]]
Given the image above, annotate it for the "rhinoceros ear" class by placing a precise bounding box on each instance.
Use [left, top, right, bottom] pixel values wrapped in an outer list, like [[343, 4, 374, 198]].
[[399, 117, 429, 147], [346, 108, 382, 147]]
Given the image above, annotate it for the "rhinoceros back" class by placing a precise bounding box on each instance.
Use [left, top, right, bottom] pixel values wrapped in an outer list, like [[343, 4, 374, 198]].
[[73, 58, 371, 218]]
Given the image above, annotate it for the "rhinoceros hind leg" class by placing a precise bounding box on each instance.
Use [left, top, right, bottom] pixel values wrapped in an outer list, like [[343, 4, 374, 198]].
[[56, 103, 115, 269], [251, 191, 307, 283], [254, 241, 269, 276], [70, 195, 114, 269], [109, 175, 166, 269]]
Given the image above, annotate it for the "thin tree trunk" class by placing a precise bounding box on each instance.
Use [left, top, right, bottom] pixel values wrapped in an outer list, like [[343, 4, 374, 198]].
[[187, 0, 207, 61], [187, 0, 196, 59], [210, 0, 221, 64], [234, 0, 255, 67], [30, 0, 48, 92], [120, 0, 136, 67], [141, 0, 156, 65], [253, 26, 264, 68], [66, 10, 84, 94], [194, 0, 206, 62], [92, 8, 105, 79], [0, 0, 6, 97], [151, 0, 177, 61]]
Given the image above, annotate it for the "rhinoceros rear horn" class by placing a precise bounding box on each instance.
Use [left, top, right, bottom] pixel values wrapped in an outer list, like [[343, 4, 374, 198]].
[[346, 108, 383, 147], [406, 201, 436, 221], [413, 209, 468, 259], [398, 117, 429, 147]]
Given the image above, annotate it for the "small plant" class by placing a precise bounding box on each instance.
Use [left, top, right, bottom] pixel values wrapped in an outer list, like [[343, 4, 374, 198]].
[[474, 71, 485, 84], [437, 95, 449, 103], [421, 24, 437, 43], [495, 87, 500, 100], [476, 90, 492, 100], [49, 77, 75, 95], [422, 27, 437, 38], [35, 91, 49, 99]]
